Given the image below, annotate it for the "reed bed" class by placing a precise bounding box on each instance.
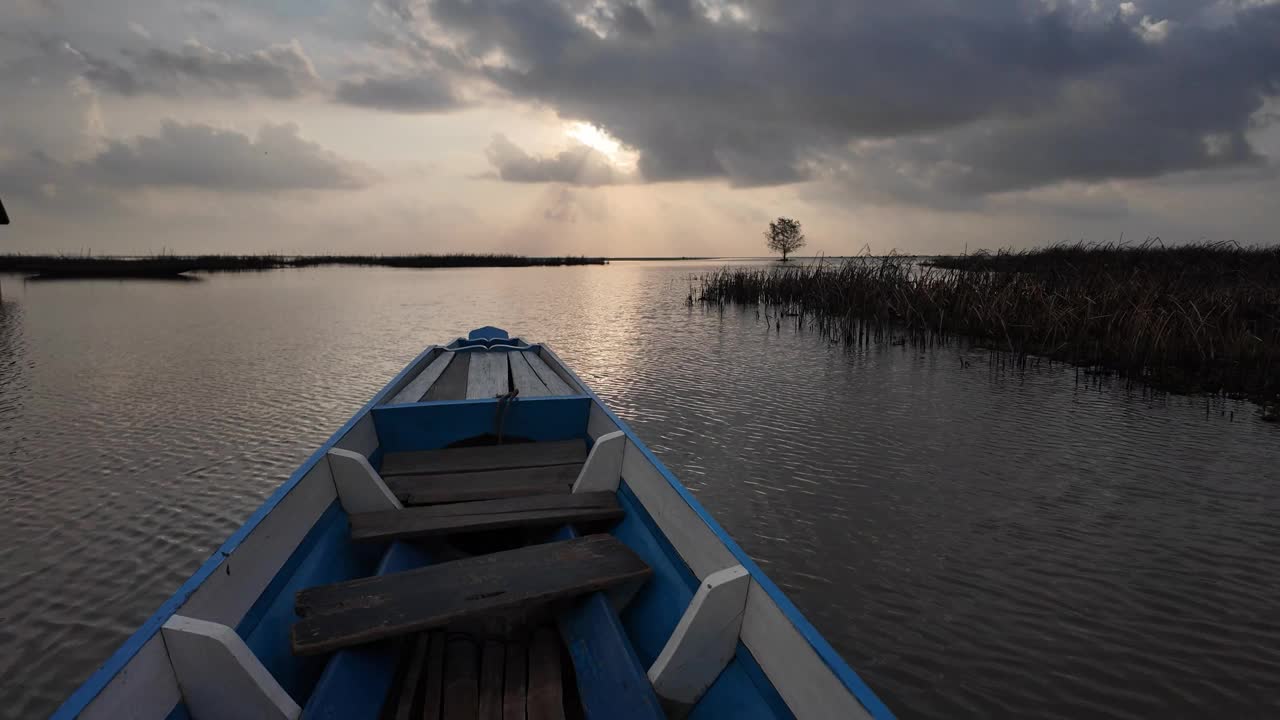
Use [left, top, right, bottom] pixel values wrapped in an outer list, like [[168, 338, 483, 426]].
[[698, 243, 1280, 407]]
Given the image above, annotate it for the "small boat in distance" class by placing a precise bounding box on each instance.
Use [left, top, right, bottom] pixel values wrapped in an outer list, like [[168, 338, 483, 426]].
[[53, 327, 893, 720]]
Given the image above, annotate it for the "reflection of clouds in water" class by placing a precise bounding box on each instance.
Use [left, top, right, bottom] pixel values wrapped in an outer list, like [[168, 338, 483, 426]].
[[1, 264, 1278, 720]]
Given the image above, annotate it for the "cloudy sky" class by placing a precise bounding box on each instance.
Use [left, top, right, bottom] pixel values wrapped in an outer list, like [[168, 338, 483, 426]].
[[0, 0, 1277, 256]]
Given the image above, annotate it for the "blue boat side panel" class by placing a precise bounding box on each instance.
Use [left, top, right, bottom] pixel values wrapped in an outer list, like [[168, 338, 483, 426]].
[[300, 643, 398, 720], [560, 592, 665, 720], [689, 651, 794, 720], [237, 501, 383, 702], [52, 343, 442, 720], [613, 483, 698, 666], [371, 396, 590, 453], [468, 326, 509, 340], [301, 541, 431, 720], [613, 484, 791, 719], [164, 703, 191, 720]]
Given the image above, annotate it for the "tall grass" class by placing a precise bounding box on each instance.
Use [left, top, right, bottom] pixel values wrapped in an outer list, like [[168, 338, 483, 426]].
[[698, 242, 1280, 406]]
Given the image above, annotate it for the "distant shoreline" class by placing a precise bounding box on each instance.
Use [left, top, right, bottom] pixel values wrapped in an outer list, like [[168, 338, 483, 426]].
[[0, 253, 609, 278]]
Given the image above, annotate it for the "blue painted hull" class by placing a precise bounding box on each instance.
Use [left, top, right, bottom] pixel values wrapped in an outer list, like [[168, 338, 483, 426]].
[[53, 328, 893, 720]]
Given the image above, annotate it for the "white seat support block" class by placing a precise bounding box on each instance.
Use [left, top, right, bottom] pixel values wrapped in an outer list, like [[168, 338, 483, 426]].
[[572, 431, 626, 494], [161, 614, 301, 720], [648, 565, 751, 709], [326, 448, 402, 514]]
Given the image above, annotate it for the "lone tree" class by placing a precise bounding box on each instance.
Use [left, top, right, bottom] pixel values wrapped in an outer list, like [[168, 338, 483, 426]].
[[765, 217, 805, 261]]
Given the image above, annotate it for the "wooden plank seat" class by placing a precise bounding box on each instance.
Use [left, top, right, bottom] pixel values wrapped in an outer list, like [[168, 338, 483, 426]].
[[349, 492, 622, 543], [291, 534, 651, 656], [380, 440, 588, 478], [385, 464, 582, 506], [383, 628, 568, 720]]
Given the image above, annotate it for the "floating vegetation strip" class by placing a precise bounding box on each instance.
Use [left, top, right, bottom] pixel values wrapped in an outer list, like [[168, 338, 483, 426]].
[[697, 242, 1280, 406]]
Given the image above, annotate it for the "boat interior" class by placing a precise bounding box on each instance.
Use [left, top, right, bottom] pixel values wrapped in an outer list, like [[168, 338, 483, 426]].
[[58, 329, 888, 720]]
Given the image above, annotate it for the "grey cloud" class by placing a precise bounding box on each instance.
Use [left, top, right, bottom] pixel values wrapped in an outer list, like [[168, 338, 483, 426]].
[[79, 39, 318, 98], [84, 121, 373, 190], [426, 0, 1280, 200], [335, 72, 460, 112], [485, 134, 631, 186]]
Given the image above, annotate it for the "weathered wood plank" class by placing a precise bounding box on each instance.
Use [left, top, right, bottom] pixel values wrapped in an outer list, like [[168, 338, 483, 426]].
[[385, 464, 582, 506], [425, 353, 470, 402], [478, 641, 505, 720], [443, 636, 479, 720], [358, 492, 614, 521], [389, 352, 454, 405], [380, 440, 588, 477], [526, 628, 564, 720], [467, 352, 510, 399], [521, 352, 574, 396], [297, 531, 636, 618], [348, 492, 622, 543], [503, 639, 527, 720], [393, 633, 430, 720], [508, 352, 551, 397], [423, 631, 447, 720], [292, 535, 651, 655]]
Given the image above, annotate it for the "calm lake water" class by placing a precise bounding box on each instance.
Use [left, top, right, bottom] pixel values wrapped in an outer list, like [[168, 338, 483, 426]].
[[1, 262, 1278, 719]]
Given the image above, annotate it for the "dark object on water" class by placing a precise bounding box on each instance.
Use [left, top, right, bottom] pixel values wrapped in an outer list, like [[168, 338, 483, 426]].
[[0, 195, 9, 225]]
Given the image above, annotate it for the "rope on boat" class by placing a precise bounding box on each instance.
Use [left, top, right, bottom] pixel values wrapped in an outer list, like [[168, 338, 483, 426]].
[[493, 388, 519, 443]]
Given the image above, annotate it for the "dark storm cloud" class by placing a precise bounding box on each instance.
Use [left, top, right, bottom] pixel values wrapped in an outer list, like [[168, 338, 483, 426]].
[[84, 121, 372, 190], [485, 134, 630, 186], [423, 0, 1280, 198], [335, 72, 460, 112], [77, 40, 318, 98]]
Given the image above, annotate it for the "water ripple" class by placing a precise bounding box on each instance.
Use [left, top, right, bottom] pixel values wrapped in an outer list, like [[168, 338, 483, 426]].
[[0, 265, 1277, 719]]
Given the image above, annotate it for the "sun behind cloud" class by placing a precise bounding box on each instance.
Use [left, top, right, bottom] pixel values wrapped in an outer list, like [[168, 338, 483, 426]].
[[564, 122, 638, 172]]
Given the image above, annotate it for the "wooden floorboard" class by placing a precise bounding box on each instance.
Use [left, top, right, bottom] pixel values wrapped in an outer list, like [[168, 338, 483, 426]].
[[349, 492, 622, 543], [292, 535, 651, 655], [467, 351, 511, 400], [478, 640, 505, 720], [425, 352, 471, 402], [443, 636, 479, 719], [380, 440, 588, 477], [508, 352, 550, 397], [521, 352, 574, 396], [423, 631, 446, 720], [526, 628, 565, 720], [503, 638, 527, 720], [392, 633, 430, 720], [385, 464, 582, 506], [388, 352, 454, 405]]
